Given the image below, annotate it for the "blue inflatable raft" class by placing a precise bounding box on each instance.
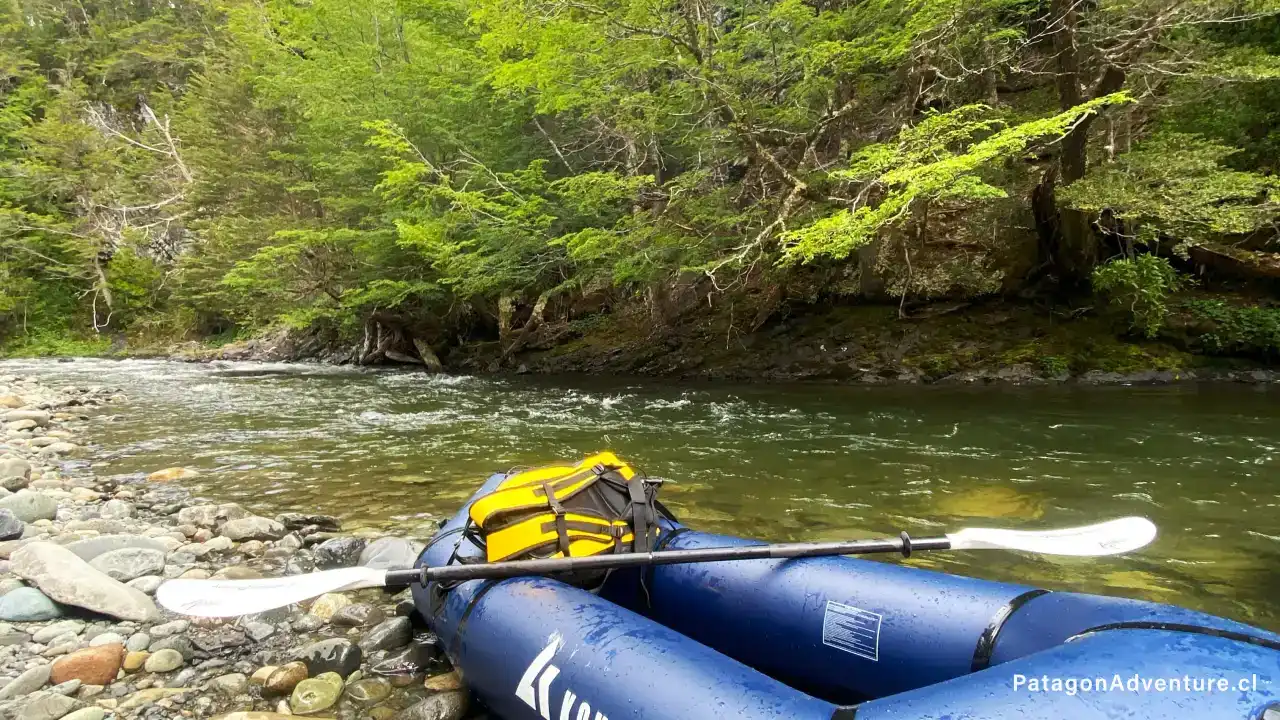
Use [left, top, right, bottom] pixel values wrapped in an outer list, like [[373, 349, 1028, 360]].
[[413, 472, 1280, 719]]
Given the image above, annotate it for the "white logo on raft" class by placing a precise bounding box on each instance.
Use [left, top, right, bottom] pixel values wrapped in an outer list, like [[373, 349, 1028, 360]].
[[516, 636, 610, 720]]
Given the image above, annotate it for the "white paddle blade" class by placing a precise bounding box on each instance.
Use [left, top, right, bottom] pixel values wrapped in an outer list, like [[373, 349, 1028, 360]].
[[156, 566, 388, 618], [946, 516, 1157, 556]]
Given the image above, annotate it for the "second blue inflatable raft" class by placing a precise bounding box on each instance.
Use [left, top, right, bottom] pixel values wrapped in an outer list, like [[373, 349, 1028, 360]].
[[413, 472, 1280, 719]]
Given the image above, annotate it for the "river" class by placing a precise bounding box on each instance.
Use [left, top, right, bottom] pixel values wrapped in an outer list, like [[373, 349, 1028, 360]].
[[3, 358, 1277, 630]]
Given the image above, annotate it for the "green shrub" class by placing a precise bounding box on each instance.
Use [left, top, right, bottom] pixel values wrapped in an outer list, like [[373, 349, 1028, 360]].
[[1039, 355, 1070, 376], [1092, 255, 1186, 338], [1, 332, 113, 358], [1182, 300, 1280, 358]]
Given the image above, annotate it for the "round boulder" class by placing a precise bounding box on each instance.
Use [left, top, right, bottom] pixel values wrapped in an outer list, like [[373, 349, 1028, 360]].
[[220, 516, 286, 541], [87, 548, 165, 582], [0, 587, 63, 622]]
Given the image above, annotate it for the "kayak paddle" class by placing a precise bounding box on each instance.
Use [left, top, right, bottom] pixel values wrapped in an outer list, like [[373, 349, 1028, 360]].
[[156, 516, 1156, 617]]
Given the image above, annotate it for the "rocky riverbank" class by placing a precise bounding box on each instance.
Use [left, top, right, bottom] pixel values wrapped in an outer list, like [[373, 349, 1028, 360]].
[[0, 376, 470, 720]]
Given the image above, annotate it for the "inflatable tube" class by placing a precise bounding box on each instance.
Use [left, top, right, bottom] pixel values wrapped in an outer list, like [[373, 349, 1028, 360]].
[[643, 529, 1280, 702], [854, 626, 1280, 719], [415, 471, 1280, 719]]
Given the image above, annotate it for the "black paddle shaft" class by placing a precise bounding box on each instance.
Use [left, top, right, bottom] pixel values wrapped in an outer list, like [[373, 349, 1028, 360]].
[[383, 533, 951, 587]]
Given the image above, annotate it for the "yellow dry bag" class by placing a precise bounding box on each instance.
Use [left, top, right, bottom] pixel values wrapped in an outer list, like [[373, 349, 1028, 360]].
[[468, 452, 665, 563]]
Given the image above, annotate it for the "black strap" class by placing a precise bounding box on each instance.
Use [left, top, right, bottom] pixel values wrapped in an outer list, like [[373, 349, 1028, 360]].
[[626, 477, 653, 552], [543, 482, 571, 556], [970, 589, 1050, 672], [450, 579, 501, 657], [538, 518, 624, 535], [612, 524, 625, 553], [1067, 621, 1280, 652]]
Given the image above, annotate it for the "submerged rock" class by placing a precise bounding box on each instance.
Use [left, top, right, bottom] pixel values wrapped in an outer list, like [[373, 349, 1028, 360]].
[[39, 441, 76, 455], [307, 593, 350, 621], [346, 677, 391, 704], [263, 662, 308, 695], [276, 513, 341, 533], [398, 691, 468, 720], [296, 638, 362, 678], [359, 617, 411, 653], [313, 537, 365, 569], [176, 503, 248, 528], [423, 671, 463, 692], [289, 672, 342, 714], [330, 602, 383, 628], [220, 516, 286, 541], [145, 467, 200, 483], [376, 633, 443, 676], [10, 542, 160, 621], [212, 707, 327, 712], [358, 537, 424, 570]]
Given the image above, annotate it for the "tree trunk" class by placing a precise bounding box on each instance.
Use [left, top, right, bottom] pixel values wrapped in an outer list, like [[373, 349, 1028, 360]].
[[1036, 0, 1127, 286], [647, 282, 672, 330], [497, 293, 515, 344], [359, 317, 376, 360], [413, 338, 444, 372], [500, 290, 552, 360], [857, 239, 886, 299]]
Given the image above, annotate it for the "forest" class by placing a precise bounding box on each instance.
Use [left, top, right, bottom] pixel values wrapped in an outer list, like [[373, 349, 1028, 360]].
[[1, 0, 1279, 376]]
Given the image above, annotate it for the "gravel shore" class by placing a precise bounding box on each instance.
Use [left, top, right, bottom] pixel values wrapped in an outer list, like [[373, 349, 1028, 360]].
[[0, 374, 471, 720]]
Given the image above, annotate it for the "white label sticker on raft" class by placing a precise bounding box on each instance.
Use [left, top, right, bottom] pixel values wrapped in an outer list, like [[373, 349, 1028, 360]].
[[822, 600, 882, 661]]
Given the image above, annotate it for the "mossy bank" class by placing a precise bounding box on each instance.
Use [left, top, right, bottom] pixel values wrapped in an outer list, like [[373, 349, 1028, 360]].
[[21, 291, 1275, 386]]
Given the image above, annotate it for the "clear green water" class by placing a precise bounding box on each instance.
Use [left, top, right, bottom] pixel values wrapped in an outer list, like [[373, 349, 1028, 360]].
[[5, 358, 1278, 630]]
